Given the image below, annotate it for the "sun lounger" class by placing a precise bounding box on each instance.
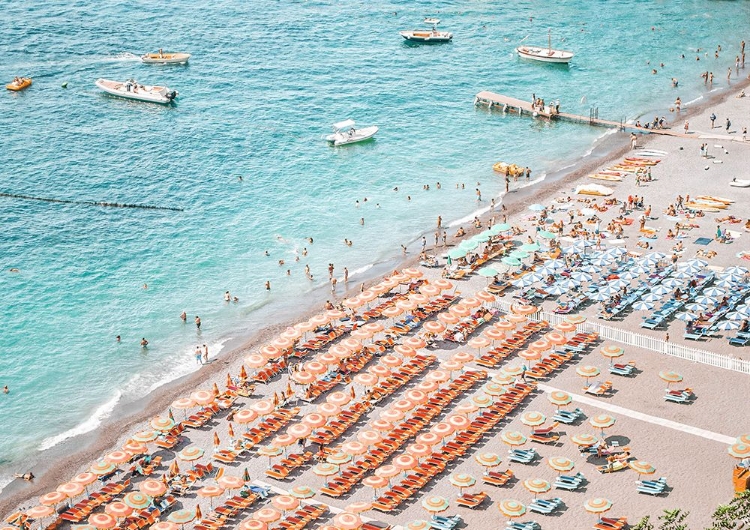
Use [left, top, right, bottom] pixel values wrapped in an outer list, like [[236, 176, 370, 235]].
[[456, 491, 488, 508], [508, 448, 537, 464], [528, 497, 563, 514], [554, 472, 585, 490], [483, 469, 513, 486], [594, 517, 627, 530], [506, 521, 540, 530], [553, 407, 584, 424], [530, 433, 560, 444]]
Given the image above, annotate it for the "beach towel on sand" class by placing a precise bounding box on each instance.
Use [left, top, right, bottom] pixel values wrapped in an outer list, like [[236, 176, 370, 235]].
[[694, 237, 712, 246]]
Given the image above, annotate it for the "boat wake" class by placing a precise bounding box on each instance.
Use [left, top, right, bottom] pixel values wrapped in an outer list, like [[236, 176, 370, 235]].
[[104, 52, 140, 62]]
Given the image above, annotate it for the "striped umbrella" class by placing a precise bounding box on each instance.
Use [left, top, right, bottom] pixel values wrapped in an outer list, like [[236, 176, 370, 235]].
[[589, 414, 616, 435], [132, 430, 158, 443], [167, 509, 196, 525], [737, 434, 750, 445], [271, 495, 299, 513], [523, 478, 551, 497], [88, 514, 117, 529], [123, 492, 152, 510], [475, 452, 502, 469], [406, 521, 431, 530], [571, 433, 599, 447], [600, 344, 624, 363], [252, 508, 281, 523], [150, 523, 178, 530], [548, 456, 575, 474], [728, 443, 750, 459], [421, 496, 450, 514], [500, 431, 527, 446], [104, 502, 133, 519], [139, 480, 167, 497], [659, 370, 683, 387], [521, 411, 546, 427], [448, 473, 476, 493], [326, 452, 352, 465], [492, 373, 516, 385], [149, 416, 174, 432], [89, 460, 116, 476], [39, 492, 67, 506], [547, 390, 572, 408], [312, 463, 339, 486], [629, 460, 656, 475], [25, 506, 54, 520], [345, 501, 373, 514], [584, 498, 613, 515], [289, 485, 316, 499], [56, 482, 84, 498], [333, 512, 363, 530], [576, 365, 601, 381], [177, 445, 204, 462], [498, 499, 526, 519]]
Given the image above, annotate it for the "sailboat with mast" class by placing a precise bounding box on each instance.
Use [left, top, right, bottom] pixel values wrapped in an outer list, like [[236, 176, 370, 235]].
[[516, 29, 573, 64]]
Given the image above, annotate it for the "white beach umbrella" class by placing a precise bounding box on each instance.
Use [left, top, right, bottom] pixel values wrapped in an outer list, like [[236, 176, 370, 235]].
[[703, 287, 726, 298], [716, 320, 741, 331], [685, 303, 707, 312], [650, 285, 671, 296], [725, 312, 746, 321], [675, 312, 698, 322], [630, 265, 651, 275], [631, 301, 654, 311], [694, 295, 715, 306], [546, 285, 567, 296], [571, 272, 592, 282], [580, 265, 599, 274], [641, 293, 662, 303], [672, 271, 692, 280], [661, 278, 682, 289], [608, 279, 629, 289], [590, 292, 609, 302]]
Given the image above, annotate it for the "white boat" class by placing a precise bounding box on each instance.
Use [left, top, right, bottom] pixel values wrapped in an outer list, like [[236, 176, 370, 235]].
[[516, 30, 573, 64], [729, 179, 750, 188], [141, 51, 191, 64], [400, 18, 453, 43], [95, 79, 178, 104], [325, 119, 378, 146]]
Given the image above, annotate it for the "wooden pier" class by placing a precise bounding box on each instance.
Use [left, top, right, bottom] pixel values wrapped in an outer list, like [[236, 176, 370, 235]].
[[474, 91, 691, 138]]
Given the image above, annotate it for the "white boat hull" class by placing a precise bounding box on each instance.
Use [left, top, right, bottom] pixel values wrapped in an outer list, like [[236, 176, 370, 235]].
[[400, 30, 452, 43], [141, 53, 191, 64], [95, 79, 177, 104], [729, 179, 750, 188], [516, 46, 573, 64], [326, 126, 378, 146]]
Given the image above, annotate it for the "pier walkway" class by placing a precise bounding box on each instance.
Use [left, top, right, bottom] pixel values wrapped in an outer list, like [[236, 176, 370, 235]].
[[474, 90, 692, 138]]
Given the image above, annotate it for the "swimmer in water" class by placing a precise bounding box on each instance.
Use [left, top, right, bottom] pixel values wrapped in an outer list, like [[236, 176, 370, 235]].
[[141, 338, 149, 348]]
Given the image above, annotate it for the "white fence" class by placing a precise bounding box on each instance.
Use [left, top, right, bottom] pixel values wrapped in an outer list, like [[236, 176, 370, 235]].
[[490, 300, 750, 374]]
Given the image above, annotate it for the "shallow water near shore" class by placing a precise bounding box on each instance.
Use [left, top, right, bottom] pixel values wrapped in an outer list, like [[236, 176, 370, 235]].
[[1, 0, 749, 492]]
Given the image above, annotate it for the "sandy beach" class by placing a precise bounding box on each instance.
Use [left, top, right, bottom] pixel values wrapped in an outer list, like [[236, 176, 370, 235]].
[[3, 67, 750, 530]]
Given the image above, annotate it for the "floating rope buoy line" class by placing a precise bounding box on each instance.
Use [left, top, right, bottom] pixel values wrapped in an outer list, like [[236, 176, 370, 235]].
[[0, 192, 183, 212]]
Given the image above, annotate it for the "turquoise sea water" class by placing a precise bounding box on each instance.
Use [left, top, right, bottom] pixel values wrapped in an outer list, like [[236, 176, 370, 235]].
[[1, 0, 747, 491]]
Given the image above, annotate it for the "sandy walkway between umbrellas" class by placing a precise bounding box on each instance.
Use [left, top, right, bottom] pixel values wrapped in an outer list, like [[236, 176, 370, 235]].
[[4, 86, 750, 530]]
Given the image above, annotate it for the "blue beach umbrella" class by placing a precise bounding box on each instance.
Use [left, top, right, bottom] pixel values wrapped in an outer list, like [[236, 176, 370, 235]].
[[538, 230, 556, 240], [725, 312, 745, 321], [590, 292, 609, 302], [472, 233, 491, 243], [632, 301, 654, 311], [571, 272, 592, 282], [502, 257, 522, 267], [724, 266, 748, 275], [545, 284, 567, 296], [685, 303, 707, 312], [693, 295, 715, 306], [520, 243, 540, 252], [490, 223, 512, 234], [641, 293, 662, 303], [675, 312, 698, 322], [513, 277, 535, 288], [579, 265, 599, 274], [716, 320, 741, 331], [478, 266, 500, 278], [703, 287, 726, 298], [460, 240, 480, 251], [557, 279, 579, 290], [545, 259, 566, 270], [510, 250, 530, 260], [661, 278, 682, 289], [448, 248, 468, 259], [650, 285, 671, 296]]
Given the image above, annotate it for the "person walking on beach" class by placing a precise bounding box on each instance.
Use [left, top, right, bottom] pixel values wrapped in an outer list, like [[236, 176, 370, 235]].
[[421, 236, 426, 250], [710, 113, 716, 128], [683, 121, 689, 134], [344, 267, 349, 282], [525, 167, 531, 180], [505, 176, 510, 193], [726, 118, 732, 132], [203, 344, 209, 363], [195, 316, 201, 330], [475, 188, 482, 201], [630, 133, 637, 150], [195, 346, 203, 365], [437, 215, 442, 229]]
